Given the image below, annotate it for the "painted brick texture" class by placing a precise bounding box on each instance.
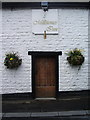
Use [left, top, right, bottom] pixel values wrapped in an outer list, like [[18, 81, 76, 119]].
[[1, 8, 89, 94], [0, 6, 2, 94]]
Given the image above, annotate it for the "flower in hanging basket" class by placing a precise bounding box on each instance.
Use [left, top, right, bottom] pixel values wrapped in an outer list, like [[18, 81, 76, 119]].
[[66, 48, 85, 66], [10, 58, 14, 61], [4, 53, 22, 69]]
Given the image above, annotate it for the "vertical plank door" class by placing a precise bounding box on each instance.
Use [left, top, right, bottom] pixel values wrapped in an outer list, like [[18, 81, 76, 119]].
[[34, 56, 57, 98]]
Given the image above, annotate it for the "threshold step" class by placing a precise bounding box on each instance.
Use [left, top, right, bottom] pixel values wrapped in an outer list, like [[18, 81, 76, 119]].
[[35, 98, 56, 100]]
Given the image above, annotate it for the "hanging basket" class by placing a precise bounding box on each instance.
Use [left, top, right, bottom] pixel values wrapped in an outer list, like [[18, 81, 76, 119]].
[[4, 53, 22, 69], [67, 55, 84, 65], [66, 48, 85, 66]]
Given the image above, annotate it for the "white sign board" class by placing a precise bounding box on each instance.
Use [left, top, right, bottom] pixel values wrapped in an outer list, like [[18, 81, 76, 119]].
[[32, 9, 58, 34]]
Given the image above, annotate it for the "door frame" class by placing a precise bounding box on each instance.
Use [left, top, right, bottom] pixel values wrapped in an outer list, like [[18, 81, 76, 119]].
[[28, 51, 62, 99]]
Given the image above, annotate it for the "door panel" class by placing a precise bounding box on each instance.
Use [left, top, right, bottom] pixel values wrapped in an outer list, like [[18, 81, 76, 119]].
[[35, 56, 56, 98]]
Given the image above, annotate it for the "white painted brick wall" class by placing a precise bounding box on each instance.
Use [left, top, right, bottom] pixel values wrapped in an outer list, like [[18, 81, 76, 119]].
[[1, 8, 89, 94], [88, 10, 90, 90], [0, 6, 2, 94]]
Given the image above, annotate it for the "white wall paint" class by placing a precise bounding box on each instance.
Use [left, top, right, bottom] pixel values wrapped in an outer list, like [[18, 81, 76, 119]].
[[1, 8, 88, 94], [88, 10, 90, 90], [0, 5, 2, 94], [0, 4, 2, 118]]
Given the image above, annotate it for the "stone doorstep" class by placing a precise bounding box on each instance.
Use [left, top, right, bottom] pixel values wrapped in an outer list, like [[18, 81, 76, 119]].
[[1, 110, 90, 118]]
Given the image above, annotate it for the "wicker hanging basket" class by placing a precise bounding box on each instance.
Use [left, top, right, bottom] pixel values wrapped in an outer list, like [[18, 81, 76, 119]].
[[66, 48, 85, 66], [4, 53, 22, 69]]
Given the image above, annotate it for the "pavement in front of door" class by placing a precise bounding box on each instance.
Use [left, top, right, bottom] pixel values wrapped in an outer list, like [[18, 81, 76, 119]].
[[1, 95, 90, 119], [2, 96, 89, 113]]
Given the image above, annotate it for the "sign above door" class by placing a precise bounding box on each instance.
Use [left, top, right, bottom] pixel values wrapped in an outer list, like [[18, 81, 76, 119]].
[[32, 9, 58, 35]]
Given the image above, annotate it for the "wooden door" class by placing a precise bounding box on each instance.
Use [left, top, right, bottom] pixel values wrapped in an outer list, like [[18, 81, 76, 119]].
[[34, 56, 57, 98]]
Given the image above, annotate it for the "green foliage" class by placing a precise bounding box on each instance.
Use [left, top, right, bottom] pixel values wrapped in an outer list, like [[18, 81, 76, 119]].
[[66, 48, 84, 66], [4, 53, 22, 69]]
